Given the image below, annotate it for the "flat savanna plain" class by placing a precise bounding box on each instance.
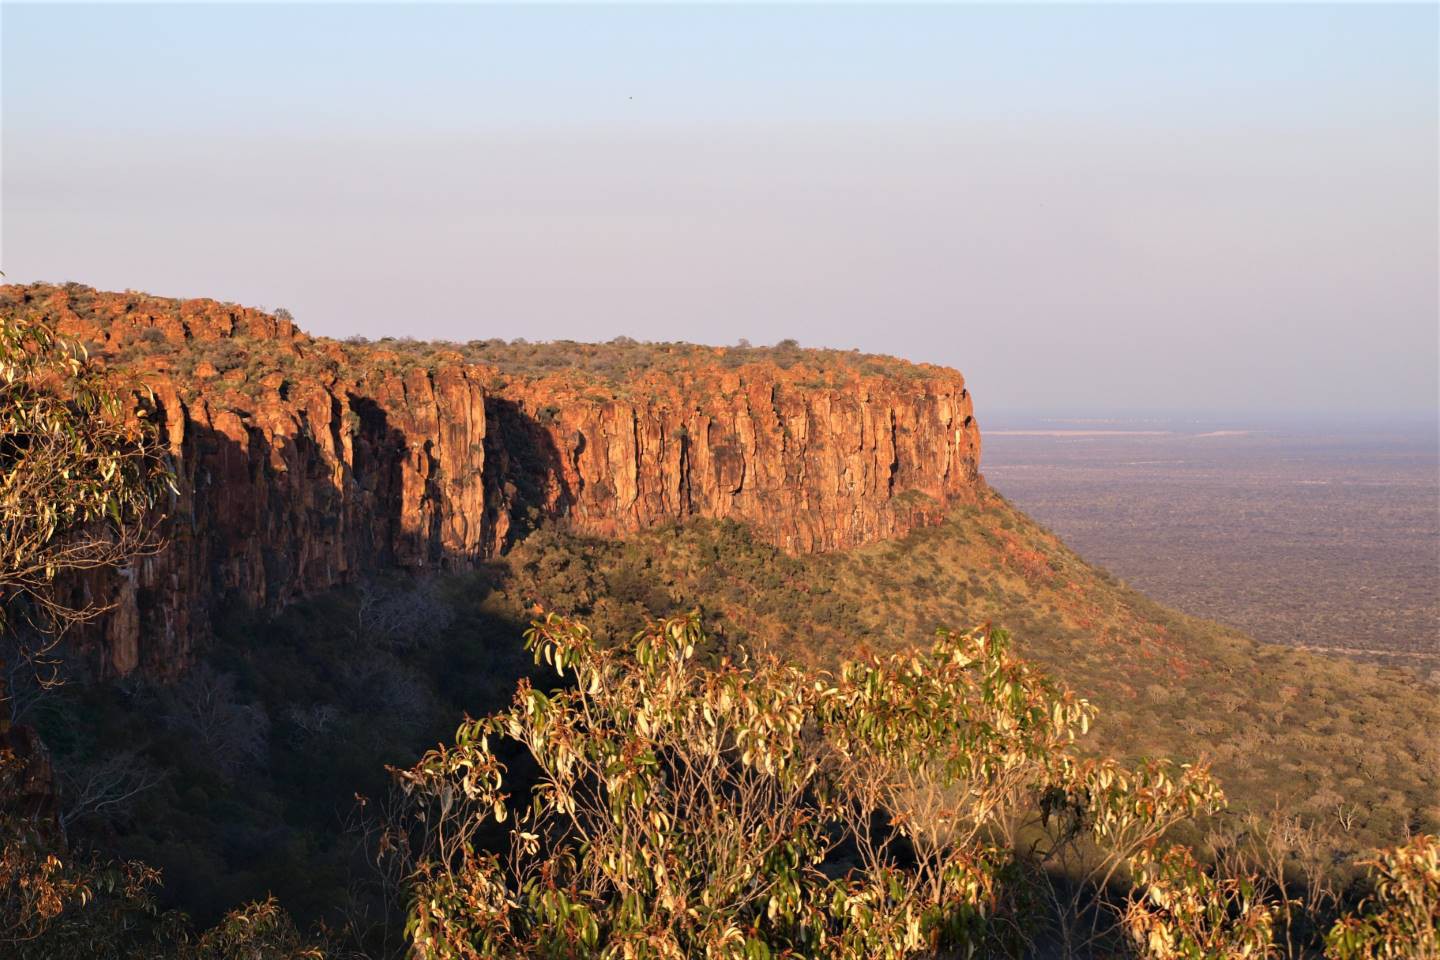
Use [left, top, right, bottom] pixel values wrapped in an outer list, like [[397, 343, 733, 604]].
[[982, 420, 1440, 681]]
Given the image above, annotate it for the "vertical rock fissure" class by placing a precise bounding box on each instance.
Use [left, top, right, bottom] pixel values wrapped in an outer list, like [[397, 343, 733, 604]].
[[677, 419, 693, 519], [770, 384, 786, 456], [887, 408, 900, 499]]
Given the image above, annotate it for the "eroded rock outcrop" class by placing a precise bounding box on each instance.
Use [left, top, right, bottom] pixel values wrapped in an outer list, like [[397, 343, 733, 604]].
[[1, 284, 981, 676]]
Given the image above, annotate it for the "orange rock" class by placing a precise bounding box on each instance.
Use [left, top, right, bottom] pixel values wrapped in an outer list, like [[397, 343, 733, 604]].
[[2, 283, 984, 677]]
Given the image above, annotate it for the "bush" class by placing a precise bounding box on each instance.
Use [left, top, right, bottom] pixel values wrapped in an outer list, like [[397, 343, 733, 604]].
[[1326, 834, 1440, 960], [391, 613, 1439, 960], [394, 614, 1224, 958]]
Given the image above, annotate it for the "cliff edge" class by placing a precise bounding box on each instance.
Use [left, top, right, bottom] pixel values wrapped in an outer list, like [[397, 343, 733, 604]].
[[1, 283, 982, 675]]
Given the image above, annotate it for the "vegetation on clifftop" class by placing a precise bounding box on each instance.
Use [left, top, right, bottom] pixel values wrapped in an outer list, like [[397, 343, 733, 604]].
[[1, 284, 942, 408]]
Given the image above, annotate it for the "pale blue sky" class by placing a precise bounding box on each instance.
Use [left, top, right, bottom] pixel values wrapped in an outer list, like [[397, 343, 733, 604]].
[[4, 3, 1436, 416]]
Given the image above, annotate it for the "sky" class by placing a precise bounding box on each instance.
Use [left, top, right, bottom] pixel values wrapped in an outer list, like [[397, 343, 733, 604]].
[[3, 3, 1436, 419]]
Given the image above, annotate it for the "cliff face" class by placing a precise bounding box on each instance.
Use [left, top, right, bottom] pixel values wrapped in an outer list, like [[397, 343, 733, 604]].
[[2, 284, 981, 676]]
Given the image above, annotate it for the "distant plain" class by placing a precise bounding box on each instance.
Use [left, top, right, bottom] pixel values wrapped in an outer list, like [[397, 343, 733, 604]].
[[982, 418, 1440, 680]]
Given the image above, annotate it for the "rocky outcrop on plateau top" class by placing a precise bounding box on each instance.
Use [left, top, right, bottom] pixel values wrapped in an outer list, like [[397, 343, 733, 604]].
[[0, 284, 982, 676]]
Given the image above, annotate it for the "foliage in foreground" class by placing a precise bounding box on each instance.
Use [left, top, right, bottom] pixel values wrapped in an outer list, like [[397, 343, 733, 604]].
[[1325, 835, 1440, 960], [395, 613, 1439, 959], [0, 311, 172, 646], [398, 612, 1431, 960]]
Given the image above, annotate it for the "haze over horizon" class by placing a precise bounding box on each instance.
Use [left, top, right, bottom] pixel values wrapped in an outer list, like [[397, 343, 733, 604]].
[[3, 3, 1436, 418]]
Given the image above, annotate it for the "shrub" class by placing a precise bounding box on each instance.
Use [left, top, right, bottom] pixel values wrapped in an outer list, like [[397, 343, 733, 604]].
[[1326, 834, 1440, 960], [394, 613, 1234, 959], [1123, 845, 1277, 959], [391, 606, 1432, 960]]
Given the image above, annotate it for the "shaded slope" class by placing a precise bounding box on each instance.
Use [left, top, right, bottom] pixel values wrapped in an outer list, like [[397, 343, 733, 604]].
[[41, 469, 1436, 940], [497, 491, 1440, 851]]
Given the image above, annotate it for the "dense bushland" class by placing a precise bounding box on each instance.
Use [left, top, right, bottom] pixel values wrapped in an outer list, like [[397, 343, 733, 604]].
[[385, 611, 1439, 959], [486, 517, 1438, 853], [19, 516, 1437, 956]]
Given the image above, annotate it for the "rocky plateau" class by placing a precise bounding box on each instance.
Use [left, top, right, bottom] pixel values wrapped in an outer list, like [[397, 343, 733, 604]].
[[1, 284, 983, 676]]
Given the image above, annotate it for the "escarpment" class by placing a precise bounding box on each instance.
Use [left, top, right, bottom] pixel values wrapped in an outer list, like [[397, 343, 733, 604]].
[[1, 284, 982, 676]]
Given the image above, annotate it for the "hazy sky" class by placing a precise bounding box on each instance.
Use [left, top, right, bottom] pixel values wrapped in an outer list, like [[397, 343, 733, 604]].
[[3, 3, 1436, 418]]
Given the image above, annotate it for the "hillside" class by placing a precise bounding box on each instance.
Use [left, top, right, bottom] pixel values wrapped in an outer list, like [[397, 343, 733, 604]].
[[497, 499, 1439, 845], [984, 426, 1440, 677], [36, 495, 1438, 937]]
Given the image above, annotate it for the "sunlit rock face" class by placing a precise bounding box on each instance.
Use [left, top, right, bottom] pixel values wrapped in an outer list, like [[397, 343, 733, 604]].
[[2, 284, 982, 676]]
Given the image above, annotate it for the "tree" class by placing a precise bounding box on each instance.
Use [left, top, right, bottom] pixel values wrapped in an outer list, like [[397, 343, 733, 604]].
[[1326, 834, 1440, 960], [353, 577, 455, 653], [0, 312, 171, 706], [161, 665, 270, 775], [57, 749, 164, 835], [393, 612, 1231, 959]]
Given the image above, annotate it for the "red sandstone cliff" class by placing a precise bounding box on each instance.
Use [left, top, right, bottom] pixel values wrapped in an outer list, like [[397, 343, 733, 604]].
[[1, 284, 982, 676]]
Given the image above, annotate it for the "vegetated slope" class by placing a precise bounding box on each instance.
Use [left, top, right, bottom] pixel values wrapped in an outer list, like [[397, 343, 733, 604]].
[[495, 492, 1440, 852], [0, 282, 979, 680], [45, 491, 1436, 936]]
